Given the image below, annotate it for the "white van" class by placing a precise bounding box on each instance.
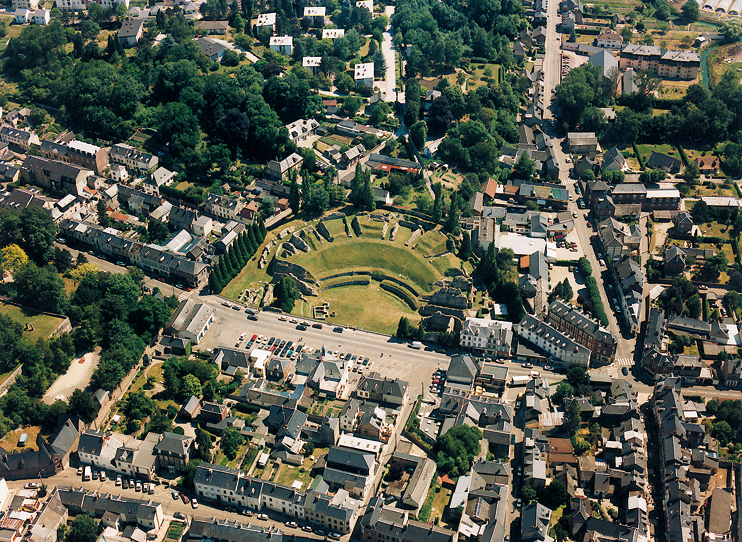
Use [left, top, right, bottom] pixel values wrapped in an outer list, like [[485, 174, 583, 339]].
[[410, 341, 422, 349], [83, 466, 91, 481]]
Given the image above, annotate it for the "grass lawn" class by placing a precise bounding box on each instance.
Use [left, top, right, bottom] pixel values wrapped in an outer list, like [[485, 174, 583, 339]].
[[275, 463, 313, 489], [299, 283, 420, 334], [467, 63, 501, 91], [550, 505, 566, 528], [690, 184, 737, 198], [394, 225, 414, 245], [0, 426, 44, 452], [636, 143, 680, 165], [428, 485, 452, 527], [697, 222, 733, 238], [242, 446, 260, 472], [292, 239, 441, 292], [0, 301, 65, 345], [618, 145, 642, 171]]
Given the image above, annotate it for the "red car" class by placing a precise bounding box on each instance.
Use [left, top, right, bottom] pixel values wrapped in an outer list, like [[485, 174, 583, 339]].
[[181, 494, 190, 504], [252, 335, 257, 341]]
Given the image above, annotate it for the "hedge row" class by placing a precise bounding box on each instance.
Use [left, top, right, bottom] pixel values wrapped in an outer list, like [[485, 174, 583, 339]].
[[668, 233, 730, 244], [632, 142, 646, 170], [734, 183, 742, 199], [576, 28, 601, 35], [676, 145, 691, 169], [584, 276, 609, 326]]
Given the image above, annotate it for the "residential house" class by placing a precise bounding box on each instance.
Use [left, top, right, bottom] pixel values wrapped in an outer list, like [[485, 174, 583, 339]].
[[181, 396, 201, 420], [371, 186, 392, 206], [58, 488, 163, 530], [360, 496, 455, 542], [322, 446, 376, 498], [155, 432, 194, 473], [194, 20, 229, 33], [675, 211, 693, 234], [204, 193, 243, 221], [589, 50, 619, 81], [356, 372, 409, 407], [285, 118, 320, 143], [13, 9, 32, 23], [269, 36, 293, 56], [256, 12, 276, 33], [12, 0, 38, 9], [195, 37, 228, 61], [200, 402, 229, 424], [265, 153, 303, 182], [165, 299, 214, 345], [32, 8, 50, 24], [613, 256, 643, 336], [459, 317, 514, 358], [515, 314, 592, 368], [521, 503, 552, 542], [303, 57, 322, 75], [619, 44, 700, 79], [664, 245, 686, 275], [0, 126, 40, 150], [186, 518, 285, 542], [303, 5, 325, 23], [646, 151, 683, 174], [599, 217, 641, 258], [118, 18, 145, 46], [568, 132, 599, 155], [109, 143, 158, 174], [322, 28, 345, 39], [602, 146, 627, 172], [547, 300, 617, 364], [266, 357, 289, 381], [354, 63, 375, 88], [20, 156, 92, 196], [142, 166, 176, 195], [696, 155, 719, 175], [341, 145, 365, 169], [596, 31, 623, 48]]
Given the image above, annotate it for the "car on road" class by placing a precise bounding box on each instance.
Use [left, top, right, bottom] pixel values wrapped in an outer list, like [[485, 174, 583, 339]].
[[333, 326, 343, 333], [622, 367, 629, 376], [572, 212, 578, 218], [122, 480, 129, 489], [248, 314, 259, 321], [329, 533, 341, 540], [181, 494, 190, 504], [523, 363, 533, 368], [25, 483, 39, 489], [174, 512, 186, 520], [191, 499, 199, 509], [599, 259, 606, 267], [312, 323, 323, 329], [243, 510, 254, 517], [136, 481, 142, 492], [297, 324, 308, 331], [100, 471, 106, 481], [315, 530, 326, 537], [302, 526, 313, 533], [172, 490, 180, 500], [279, 316, 287, 321], [232, 305, 241, 310], [545, 365, 553, 371], [116, 475, 122, 486], [78, 467, 83, 476], [517, 499, 522, 508], [286, 522, 299, 528], [258, 513, 269, 520], [222, 301, 232, 307], [176, 283, 184, 289]]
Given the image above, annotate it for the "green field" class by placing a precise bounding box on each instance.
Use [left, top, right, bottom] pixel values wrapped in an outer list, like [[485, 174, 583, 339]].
[[0, 301, 64, 345]]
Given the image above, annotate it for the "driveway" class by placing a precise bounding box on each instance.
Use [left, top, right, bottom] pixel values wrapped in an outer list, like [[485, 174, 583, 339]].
[[43, 349, 101, 404], [210, 38, 260, 63]]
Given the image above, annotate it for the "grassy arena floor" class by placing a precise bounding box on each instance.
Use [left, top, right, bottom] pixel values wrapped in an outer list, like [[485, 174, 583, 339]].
[[294, 283, 421, 334]]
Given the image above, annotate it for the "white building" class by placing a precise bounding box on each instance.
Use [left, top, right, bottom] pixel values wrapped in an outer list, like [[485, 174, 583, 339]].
[[302, 56, 322, 75], [54, 0, 86, 10], [515, 314, 591, 368], [356, 0, 373, 12], [14, 8, 32, 23], [322, 28, 345, 39], [354, 62, 375, 87], [269, 36, 293, 56], [256, 12, 276, 32], [99, 0, 130, 9], [165, 299, 215, 345], [459, 317, 514, 358], [12, 0, 38, 9], [109, 143, 158, 174], [285, 118, 320, 143]]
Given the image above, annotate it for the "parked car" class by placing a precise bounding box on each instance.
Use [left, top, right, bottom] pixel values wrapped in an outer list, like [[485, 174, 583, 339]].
[[174, 512, 186, 520], [116, 475, 122, 486], [302, 526, 314, 533], [100, 471, 106, 481], [312, 323, 323, 329], [258, 513, 269, 520], [622, 367, 629, 376], [181, 494, 190, 504], [329, 533, 342, 540], [77, 467, 83, 476], [122, 480, 129, 489], [286, 521, 299, 528], [333, 327, 343, 333], [191, 499, 199, 509], [24, 483, 39, 489]]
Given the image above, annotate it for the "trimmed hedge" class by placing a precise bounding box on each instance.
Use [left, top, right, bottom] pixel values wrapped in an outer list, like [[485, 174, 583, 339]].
[[632, 142, 646, 170], [576, 28, 601, 35], [584, 276, 609, 326], [734, 183, 742, 199], [676, 145, 691, 169]]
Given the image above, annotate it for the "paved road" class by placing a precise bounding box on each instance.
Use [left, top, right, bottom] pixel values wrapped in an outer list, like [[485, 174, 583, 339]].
[[378, 29, 397, 103], [541, 0, 562, 119]]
